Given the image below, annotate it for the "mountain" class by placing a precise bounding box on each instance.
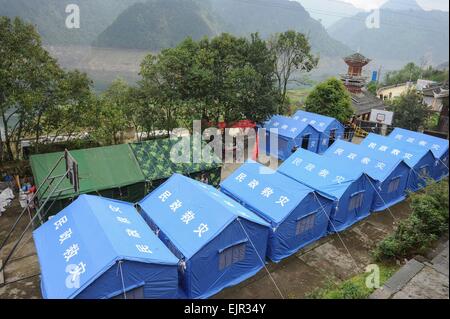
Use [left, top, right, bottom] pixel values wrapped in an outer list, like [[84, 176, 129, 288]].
[[93, 0, 350, 56], [328, 0, 449, 66], [208, 0, 351, 56], [295, 0, 362, 28], [0, 0, 142, 45], [94, 0, 219, 50], [381, 0, 423, 11], [2, 0, 351, 57]]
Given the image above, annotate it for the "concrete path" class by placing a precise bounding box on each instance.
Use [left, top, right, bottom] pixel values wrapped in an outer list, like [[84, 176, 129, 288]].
[[370, 240, 449, 299]]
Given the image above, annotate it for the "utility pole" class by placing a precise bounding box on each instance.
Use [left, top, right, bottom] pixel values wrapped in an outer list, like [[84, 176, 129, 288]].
[[377, 66, 382, 84]]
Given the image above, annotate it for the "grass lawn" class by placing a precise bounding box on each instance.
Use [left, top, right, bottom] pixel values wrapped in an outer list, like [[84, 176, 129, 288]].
[[286, 87, 313, 114], [306, 264, 399, 299], [287, 87, 312, 102]]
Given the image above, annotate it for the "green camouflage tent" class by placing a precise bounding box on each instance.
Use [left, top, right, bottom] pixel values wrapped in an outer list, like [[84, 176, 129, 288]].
[[30, 144, 146, 218], [130, 137, 223, 191]]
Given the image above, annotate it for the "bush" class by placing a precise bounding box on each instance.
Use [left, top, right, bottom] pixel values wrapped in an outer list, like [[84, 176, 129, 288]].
[[373, 179, 449, 261], [424, 179, 449, 214]]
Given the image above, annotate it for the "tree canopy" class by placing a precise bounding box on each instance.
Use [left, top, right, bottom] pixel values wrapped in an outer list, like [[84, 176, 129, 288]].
[[304, 78, 354, 123], [384, 62, 449, 86], [139, 33, 280, 132], [1, 17, 93, 160], [1, 16, 320, 160], [387, 90, 431, 131], [268, 30, 319, 111]]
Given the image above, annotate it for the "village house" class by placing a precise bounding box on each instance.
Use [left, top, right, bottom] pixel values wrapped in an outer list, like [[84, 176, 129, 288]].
[[377, 82, 415, 101], [377, 79, 449, 113]]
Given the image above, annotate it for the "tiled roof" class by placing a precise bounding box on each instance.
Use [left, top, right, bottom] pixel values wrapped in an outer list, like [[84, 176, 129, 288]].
[[351, 89, 386, 115], [344, 53, 371, 64]]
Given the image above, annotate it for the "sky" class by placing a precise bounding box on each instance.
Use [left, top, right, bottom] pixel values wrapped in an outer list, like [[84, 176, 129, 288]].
[[341, 0, 449, 11]]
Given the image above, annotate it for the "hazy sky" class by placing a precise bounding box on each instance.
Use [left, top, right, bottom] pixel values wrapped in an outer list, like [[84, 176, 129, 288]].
[[341, 0, 449, 11]]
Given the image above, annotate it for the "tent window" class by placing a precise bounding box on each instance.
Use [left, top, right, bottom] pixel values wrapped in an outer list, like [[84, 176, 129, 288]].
[[388, 177, 401, 193], [219, 242, 246, 270], [419, 165, 429, 178], [329, 130, 336, 147], [112, 285, 144, 299], [349, 192, 364, 211], [296, 213, 316, 236], [301, 135, 310, 150]]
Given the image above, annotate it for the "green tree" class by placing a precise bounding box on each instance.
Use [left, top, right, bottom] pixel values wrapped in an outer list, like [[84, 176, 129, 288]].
[[422, 66, 449, 83], [139, 33, 279, 132], [129, 86, 166, 140], [268, 30, 319, 111], [383, 62, 448, 86], [139, 44, 196, 134], [211, 33, 278, 124], [367, 81, 378, 96], [0, 16, 62, 160], [387, 90, 430, 131], [39, 70, 93, 149], [304, 78, 354, 123], [90, 79, 131, 145], [384, 62, 422, 86], [25, 59, 63, 154]]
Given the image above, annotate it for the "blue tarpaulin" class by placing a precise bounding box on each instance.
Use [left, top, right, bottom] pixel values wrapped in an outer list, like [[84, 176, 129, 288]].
[[360, 133, 437, 192], [33, 195, 179, 299], [138, 174, 270, 299], [278, 149, 376, 232], [220, 160, 334, 262], [389, 128, 449, 181], [325, 140, 410, 212], [261, 115, 320, 160], [292, 110, 345, 154]]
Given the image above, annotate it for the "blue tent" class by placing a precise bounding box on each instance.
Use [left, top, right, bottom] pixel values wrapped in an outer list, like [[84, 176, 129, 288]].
[[220, 160, 334, 262], [278, 149, 377, 232], [33, 195, 179, 299], [138, 174, 270, 299], [261, 115, 320, 160], [361, 134, 437, 192], [293, 110, 345, 154], [324, 140, 410, 212], [389, 128, 449, 181]]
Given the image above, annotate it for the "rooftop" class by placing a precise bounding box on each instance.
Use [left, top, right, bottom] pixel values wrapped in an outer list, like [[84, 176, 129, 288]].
[[351, 89, 386, 115], [344, 53, 371, 65]]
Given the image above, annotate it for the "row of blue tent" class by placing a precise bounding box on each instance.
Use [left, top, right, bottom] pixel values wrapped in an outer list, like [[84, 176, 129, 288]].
[[262, 110, 346, 159], [33, 127, 448, 299]]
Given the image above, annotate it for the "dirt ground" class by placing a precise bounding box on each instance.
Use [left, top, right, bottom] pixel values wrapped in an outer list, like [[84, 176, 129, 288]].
[[0, 158, 413, 299], [0, 197, 41, 299]]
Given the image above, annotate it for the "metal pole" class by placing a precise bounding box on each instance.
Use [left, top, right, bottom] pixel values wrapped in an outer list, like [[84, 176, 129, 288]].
[[0, 155, 64, 251], [0, 170, 70, 273]]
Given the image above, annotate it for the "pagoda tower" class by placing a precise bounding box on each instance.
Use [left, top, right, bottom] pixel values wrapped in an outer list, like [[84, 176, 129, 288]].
[[341, 52, 371, 94]]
